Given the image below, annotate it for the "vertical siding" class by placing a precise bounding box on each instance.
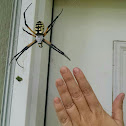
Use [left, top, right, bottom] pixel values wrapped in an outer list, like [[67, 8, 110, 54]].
[[0, 0, 13, 114]]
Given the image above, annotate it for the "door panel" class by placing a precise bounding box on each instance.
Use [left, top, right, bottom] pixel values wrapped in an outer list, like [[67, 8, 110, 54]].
[[45, 0, 126, 125], [113, 41, 126, 125]]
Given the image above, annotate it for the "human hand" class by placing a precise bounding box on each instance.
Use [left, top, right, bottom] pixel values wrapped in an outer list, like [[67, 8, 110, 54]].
[[53, 66, 125, 126]]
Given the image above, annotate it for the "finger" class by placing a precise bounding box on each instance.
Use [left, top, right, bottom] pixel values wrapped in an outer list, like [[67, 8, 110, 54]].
[[60, 67, 91, 116], [54, 97, 72, 126], [56, 79, 80, 125], [73, 67, 102, 113], [112, 93, 125, 125]]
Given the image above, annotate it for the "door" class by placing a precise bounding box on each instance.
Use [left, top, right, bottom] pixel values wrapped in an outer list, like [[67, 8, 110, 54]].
[[45, 0, 126, 125]]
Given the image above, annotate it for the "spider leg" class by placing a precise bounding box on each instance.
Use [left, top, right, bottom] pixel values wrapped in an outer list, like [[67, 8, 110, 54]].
[[22, 28, 36, 37], [10, 40, 37, 68], [15, 52, 24, 68], [51, 44, 71, 61], [43, 39, 70, 61], [24, 3, 36, 35], [10, 51, 23, 64], [16, 61, 24, 68], [44, 9, 63, 36]]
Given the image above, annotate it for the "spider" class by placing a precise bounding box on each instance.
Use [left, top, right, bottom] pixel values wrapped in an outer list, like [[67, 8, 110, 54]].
[[10, 3, 70, 68]]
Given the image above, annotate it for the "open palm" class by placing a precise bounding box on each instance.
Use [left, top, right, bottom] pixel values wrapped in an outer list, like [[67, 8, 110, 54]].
[[54, 67, 125, 126]]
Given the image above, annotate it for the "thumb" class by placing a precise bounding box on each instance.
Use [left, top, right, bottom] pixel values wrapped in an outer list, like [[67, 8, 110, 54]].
[[112, 93, 125, 125]]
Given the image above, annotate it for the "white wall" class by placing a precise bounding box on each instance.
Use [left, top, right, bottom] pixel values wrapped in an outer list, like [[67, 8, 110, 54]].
[[45, 0, 126, 125], [9, 0, 36, 126]]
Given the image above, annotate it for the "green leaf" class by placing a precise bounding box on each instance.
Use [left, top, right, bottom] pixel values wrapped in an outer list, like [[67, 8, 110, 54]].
[[16, 76, 23, 82]]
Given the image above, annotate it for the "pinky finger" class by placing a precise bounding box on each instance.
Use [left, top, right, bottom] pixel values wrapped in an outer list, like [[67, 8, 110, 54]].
[[54, 97, 72, 126]]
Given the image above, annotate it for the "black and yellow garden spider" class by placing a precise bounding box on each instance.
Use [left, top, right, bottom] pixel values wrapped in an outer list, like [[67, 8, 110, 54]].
[[10, 3, 70, 68]]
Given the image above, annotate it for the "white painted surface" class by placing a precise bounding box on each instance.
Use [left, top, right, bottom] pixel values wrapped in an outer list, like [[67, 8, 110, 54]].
[[113, 41, 126, 125], [25, 0, 52, 126], [45, 0, 126, 125], [9, 0, 36, 126]]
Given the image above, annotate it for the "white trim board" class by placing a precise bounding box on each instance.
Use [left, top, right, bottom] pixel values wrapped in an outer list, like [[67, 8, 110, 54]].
[[25, 0, 53, 126], [9, 0, 36, 126], [113, 40, 126, 125]]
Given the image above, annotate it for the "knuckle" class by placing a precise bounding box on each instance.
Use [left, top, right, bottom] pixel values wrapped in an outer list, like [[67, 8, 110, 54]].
[[94, 110, 102, 118], [113, 108, 123, 114], [60, 117, 69, 124], [118, 104, 123, 110], [64, 102, 74, 109], [82, 86, 93, 96], [93, 102, 101, 110], [60, 86, 68, 94], [93, 109, 104, 119], [71, 90, 82, 99], [56, 107, 64, 113], [65, 76, 73, 83]]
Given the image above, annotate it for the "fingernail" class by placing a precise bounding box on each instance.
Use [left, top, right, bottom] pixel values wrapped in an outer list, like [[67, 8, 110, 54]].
[[73, 67, 80, 74], [60, 66, 67, 74], [54, 97, 60, 104]]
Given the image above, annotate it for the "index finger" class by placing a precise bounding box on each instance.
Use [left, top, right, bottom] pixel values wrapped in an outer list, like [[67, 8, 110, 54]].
[[73, 67, 103, 113], [60, 66, 91, 116]]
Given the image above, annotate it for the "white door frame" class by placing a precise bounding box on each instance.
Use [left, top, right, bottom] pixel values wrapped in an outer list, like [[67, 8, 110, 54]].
[[113, 40, 126, 124], [113, 40, 126, 99]]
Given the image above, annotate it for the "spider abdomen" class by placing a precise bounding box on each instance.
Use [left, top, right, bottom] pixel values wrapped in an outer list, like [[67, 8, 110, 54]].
[[35, 21, 44, 35]]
